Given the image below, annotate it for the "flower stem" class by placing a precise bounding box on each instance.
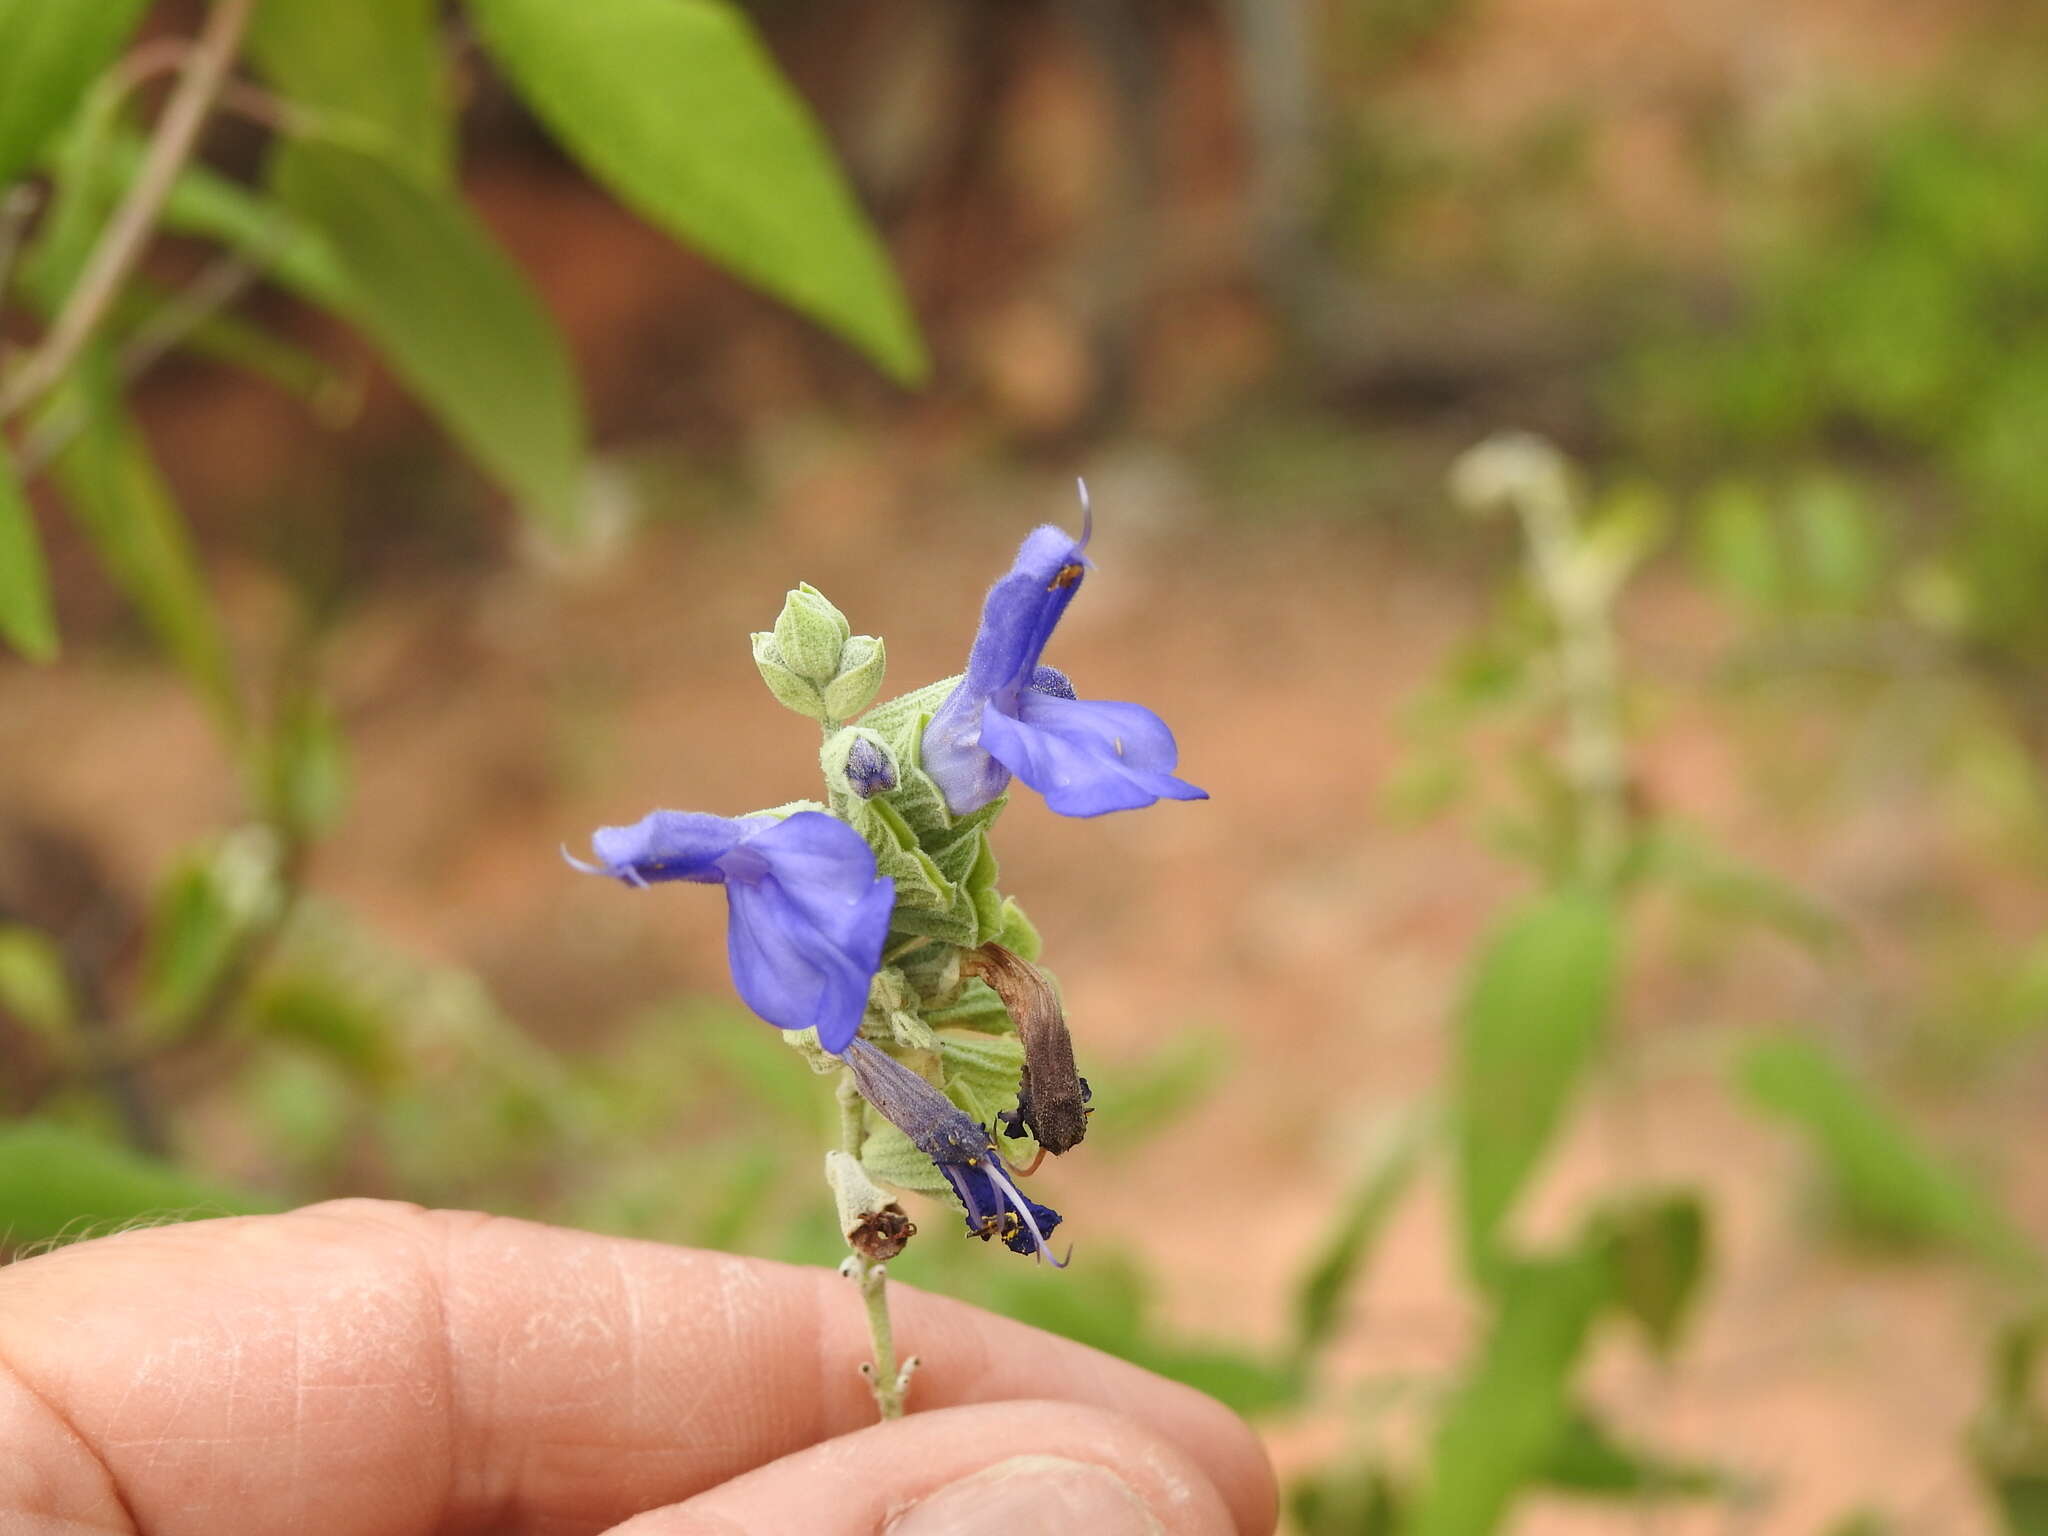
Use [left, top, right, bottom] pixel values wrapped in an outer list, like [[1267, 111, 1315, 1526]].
[[837, 1074, 915, 1419]]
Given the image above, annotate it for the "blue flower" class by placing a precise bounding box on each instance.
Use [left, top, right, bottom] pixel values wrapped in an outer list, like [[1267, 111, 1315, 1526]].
[[922, 521, 1208, 818], [841, 1039, 1066, 1263], [569, 810, 893, 1053]]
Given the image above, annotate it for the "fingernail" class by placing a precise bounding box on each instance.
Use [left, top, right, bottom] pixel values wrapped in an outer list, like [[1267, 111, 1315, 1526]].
[[885, 1454, 1162, 1535]]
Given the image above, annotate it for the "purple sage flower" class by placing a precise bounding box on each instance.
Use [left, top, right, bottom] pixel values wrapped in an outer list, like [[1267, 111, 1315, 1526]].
[[921, 521, 1208, 819], [568, 810, 893, 1053], [842, 1039, 1065, 1262]]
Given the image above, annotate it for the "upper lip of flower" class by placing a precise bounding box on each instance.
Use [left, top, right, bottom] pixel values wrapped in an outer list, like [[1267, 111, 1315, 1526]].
[[920, 521, 1208, 819], [566, 809, 893, 1053]]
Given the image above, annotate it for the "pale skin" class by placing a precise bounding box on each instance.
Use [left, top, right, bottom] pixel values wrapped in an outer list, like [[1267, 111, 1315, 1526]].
[[0, 1199, 1277, 1535]]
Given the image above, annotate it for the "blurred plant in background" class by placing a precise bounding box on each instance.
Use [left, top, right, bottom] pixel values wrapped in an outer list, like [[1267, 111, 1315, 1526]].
[[5, 2, 2048, 1533], [0, 0, 921, 1226]]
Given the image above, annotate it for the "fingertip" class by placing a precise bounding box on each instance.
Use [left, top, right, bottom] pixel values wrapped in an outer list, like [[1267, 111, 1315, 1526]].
[[602, 1401, 1237, 1536]]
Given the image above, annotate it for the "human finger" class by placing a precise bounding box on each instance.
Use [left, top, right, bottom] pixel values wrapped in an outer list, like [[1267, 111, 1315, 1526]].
[[605, 1400, 1235, 1535], [0, 1199, 1276, 1536]]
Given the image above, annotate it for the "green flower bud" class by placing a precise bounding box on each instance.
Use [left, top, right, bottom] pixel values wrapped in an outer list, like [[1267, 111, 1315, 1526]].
[[772, 583, 851, 684], [751, 630, 828, 719], [823, 634, 887, 721]]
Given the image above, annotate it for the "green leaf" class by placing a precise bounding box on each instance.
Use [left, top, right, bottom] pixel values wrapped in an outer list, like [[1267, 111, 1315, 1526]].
[[271, 140, 586, 531], [48, 356, 242, 735], [1970, 1312, 2048, 1536], [1455, 891, 1618, 1282], [1741, 1036, 2041, 1277], [1291, 1464, 1406, 1536], [1693, 479, 1785, 615], [247, 971, 395, 1085], [468, 0, 926, 383], [0, 1119, 268, 1251], [0, 923, 78, 1050], [1292, 1109, 1427, 1366], [0, 442, 57, 660], [1592, 1189, 1709, 1357], [248, 0, 454, 185], [140, 144, 354, 309], [1415, 1251, 1609, 1534], [0, 0, 148, 192], [1411, 1250, 1608, 1536], [1538, 1406, 1730, 1498]]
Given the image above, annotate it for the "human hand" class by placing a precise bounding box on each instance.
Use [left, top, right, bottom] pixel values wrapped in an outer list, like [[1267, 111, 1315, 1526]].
[[0, 1199, 1275, 1534]]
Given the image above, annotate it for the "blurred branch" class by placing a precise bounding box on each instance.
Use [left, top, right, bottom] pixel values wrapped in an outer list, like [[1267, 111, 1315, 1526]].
[[0, 0, 259, 423], [16, 246, 270, 480]]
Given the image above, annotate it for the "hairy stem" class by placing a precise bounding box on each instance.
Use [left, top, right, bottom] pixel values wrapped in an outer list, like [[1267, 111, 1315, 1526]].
[[0, 0, 259, 422], [838, 1075, 912, 1419], [1516, 484, 1628, 890]]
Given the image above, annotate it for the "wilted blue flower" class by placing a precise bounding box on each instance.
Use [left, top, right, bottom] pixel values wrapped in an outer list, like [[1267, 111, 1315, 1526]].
[[569, 810, 893, 1053], [841, 1039, 1065, 1263], [922, 521, 1208, 818]]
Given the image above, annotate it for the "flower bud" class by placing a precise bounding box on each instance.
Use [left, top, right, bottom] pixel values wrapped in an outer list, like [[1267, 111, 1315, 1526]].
[[751, 630, 828, 719], [823, 633, 887, 721], [772, 583, 851, 684], [826, 1149, 916, 1259], [844, 734, 898, 799]]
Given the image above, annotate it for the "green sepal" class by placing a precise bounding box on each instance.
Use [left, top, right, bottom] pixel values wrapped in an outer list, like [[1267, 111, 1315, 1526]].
[[886, 882, 981, 947], [861, 675, 958, 753], [772, 582, 850, 683], [751, 630, 827, 719], [991, 897, 1042, 960], [941, 1031, 1026, 1129], [925, 795, 1007, 884], [884, 763, 956, 846], [823, 634, 886, 720], [861, 1118, 952, 1197], [924, 978, 1016, 1034], [849, 796, 951, 911]]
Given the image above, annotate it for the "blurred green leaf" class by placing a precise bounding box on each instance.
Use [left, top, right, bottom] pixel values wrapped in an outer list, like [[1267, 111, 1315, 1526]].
[[1455, 890, 1617, 1282], [271, 140, 586, 531], [1412, 1250, 1608, 1536], [1791, 474, 1882, 611], [1823, 1514, 1893, 1536], [1639, 825, 1843, 956], [1292, 1463, 1406, 1536], [1971, 1311, 2048, 1536], [247, 970, 395, 1085], [1092, 1030, 1229, 1153], [0, 1118, 267, 1250], [130, 143, 354, 309], [0, 0, 148, 192], [1592, 1189, 1708, 1358], [1741, 1036, 2041, 1277], [0, 923, 78, 1050], [0, 443, 57, 660], [1539, 1405, 1729, 1498], [1292, 1109, 1426, 1367], [138, 861, 240, 1038], [248, 0, 453, 184], [48, 353, 243, 736], [468, 0, 927, 384], [1693, 479, 1785, 615], [264, 686, 351, 836]]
